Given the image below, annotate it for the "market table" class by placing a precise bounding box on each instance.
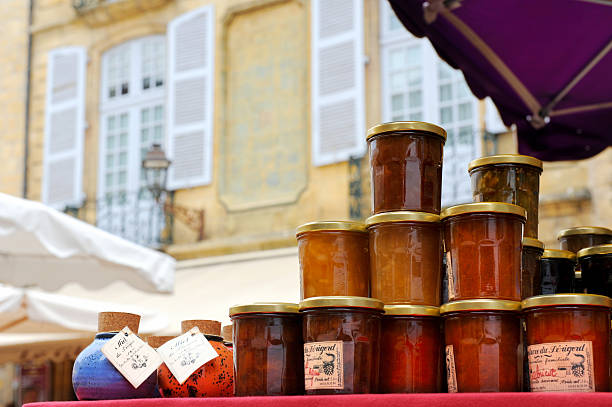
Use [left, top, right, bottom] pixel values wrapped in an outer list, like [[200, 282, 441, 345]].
[[24, 393, 612, 407]]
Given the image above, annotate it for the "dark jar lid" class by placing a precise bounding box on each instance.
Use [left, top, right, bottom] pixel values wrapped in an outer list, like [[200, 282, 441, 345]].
[[366, 121, 447, 143], [522, 294, 612, 309], [229, 302, 299, 317], [440, 299, 521, 314], [299, 296, 384, 311], [577, 244, 612, 259]]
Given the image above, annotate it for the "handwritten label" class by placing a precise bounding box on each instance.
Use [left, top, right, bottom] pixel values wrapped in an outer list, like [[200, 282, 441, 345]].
[[100, 327, 162, 389], [528, 341, 594, 392], [304, 341, 344, 390], [446, 251, 455, 301], [156, 327, 219, 384], [445, 345, 458, 393]]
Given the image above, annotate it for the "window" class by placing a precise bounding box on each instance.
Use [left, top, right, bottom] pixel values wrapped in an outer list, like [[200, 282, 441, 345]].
[[98, 36, 166, 246], [380, 1, 480, 207]]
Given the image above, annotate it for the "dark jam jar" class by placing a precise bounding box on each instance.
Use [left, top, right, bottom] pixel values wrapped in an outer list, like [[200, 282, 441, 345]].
[[522, 238, 544, 299], [441, 202, 526, 301], [366, 211, 442, 305], [522, 294, 612, 392], [468, 154, 542, 238], [300, 296, 383, 394], [558, 227, 612, 253], [379, 305, 441, 393], [540, 249, 576, 294], [230, 303, 303, 396], [578, 244, 612, 297], [367, 122, 446, 215], [441, 300, 521, 392]]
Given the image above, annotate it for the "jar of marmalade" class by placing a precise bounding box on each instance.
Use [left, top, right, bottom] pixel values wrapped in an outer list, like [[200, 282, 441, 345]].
[[558, 227, 612, 253], [367, 122, 446, 214], [230, 303, 303, 396], [296, 222, 369, 300], [366, 211, 442, 305], [578, 244, 612, 297], [379, 305, 441, 393], [540, 249, 576, 294], [468, 154, 542, 238], [441, 299, 521, 392], [441, 202, 526, 301], [522, 294, 612, 392], [300, 296, 383, 394], [522, 238, 544, 299]]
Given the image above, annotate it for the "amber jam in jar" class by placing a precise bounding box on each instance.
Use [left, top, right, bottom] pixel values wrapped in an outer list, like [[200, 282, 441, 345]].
[[558, 227, 612, 253], [468, 154, 542, 238], [522, 294, 612, 392], [540, 249, 576, 294], [230, 303, 303, 396], [578, 244, 612, 297], [367, 122, 446, 215], [366, 211, 442, 305], [441, 203, 526, 301], [296, 222, 369, 300], [522, 238, 544, 299], [379, 305, 442, 393], [441, 299, 521, 392], [300, 296, 383, 394]]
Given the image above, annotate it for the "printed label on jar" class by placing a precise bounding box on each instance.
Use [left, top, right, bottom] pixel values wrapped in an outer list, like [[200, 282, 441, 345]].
[[304, 341, 344, 390], [445, 345, 458, 393], [527, 341, 594, 392], [446, 251, 456, 301]]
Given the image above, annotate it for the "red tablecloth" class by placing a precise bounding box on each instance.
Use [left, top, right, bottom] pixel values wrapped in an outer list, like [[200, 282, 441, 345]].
[[23, 393, 612, 407]]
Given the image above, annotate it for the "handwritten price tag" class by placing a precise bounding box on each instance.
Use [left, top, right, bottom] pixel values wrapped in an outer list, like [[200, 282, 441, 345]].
[[156, 327, 219, 384], [100, 327, 162, 389]]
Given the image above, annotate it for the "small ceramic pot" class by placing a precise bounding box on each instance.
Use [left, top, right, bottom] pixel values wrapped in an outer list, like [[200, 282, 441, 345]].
[[72, 312, 158, 400], [156, 320, 234, 397]]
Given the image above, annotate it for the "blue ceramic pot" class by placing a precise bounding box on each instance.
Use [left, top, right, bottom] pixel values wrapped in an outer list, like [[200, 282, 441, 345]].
[[72, 332, 157, 400]]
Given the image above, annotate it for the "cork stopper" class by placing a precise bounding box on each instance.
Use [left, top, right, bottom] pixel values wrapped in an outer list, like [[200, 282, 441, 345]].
[[181, 320, 221, 336], [222, 325, 233, 342], [98, 312, 141, 334], [146, 335, 176, 349]]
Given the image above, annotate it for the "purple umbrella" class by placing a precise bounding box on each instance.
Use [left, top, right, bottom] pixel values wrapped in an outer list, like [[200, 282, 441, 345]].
[[389, 0, 612, 161]]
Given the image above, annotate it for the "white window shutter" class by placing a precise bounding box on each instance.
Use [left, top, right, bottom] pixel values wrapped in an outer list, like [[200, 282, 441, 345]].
[[311, 0, 365, 167], [166, 5, 215, 190], [42, 47, 86, 209], [485, 97, 507, 134]]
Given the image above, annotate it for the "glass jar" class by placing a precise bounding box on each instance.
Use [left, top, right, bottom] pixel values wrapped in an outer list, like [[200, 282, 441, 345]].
[[441, 202, 526, 301], [468, 154, 542, 238], [366, 211, 442, 305], [522, 238, 544, 299], [379, 305, 441, 393], [300, 296, 383, 394], [558, 227, 612, 253], [540, 249, 576, 294], [522, 294, 612, 392], [441, 300, 521, 392], [230, 303, 303, 396], [367, 122, 446, 214], [297, 222, 369, 300], [574, 271, 585, 293], [578, 244, 612, 297]]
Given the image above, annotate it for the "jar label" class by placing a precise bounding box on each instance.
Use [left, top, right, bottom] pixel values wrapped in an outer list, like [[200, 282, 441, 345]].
[[304, 341, 344, 390], [446, 251, 456, 301], [100, 326, 162, 389], [445, 345, 458, 393], [527, 341, 595, 392], [156, 327, 219, 385]]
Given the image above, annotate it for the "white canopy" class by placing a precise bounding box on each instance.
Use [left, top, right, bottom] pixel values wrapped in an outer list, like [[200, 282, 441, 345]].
[[0, 193, 174, 293]]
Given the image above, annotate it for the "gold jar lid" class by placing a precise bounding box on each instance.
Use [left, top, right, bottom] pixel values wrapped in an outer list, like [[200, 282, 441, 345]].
[[296, 221, 366, 235], [440, 299, 521, 314], [577, 244, 612, 258], [366, 211, 440, 227], [384, 305, 440, 317], [523, 237, 544, 250], [557, 226, 612, 239], [299, 296, 384, 311], [542, 249, 576, 261], [440, 202, 526, 220], [522, 294, 612, 309], [366, 121, 447, 142], [229, 302, 299, 317], [468, 154, 543, 172]]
